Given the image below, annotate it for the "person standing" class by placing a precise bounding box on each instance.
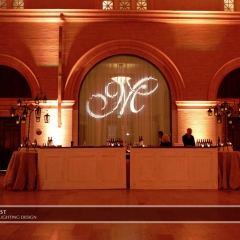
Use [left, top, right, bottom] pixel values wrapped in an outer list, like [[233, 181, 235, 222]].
[[158, 131, 164, 147], [160, 134, 172, 147], [182, 128, 195, 146]]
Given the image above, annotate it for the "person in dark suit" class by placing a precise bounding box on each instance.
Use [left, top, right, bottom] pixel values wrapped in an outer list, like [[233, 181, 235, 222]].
[[160, 134, 172, 147], [182, 128, 195, 146], [158, 131, 164, 147]]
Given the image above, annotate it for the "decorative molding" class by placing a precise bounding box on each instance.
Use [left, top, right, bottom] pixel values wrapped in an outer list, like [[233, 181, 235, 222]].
[[176, 101, 218, 109], [1, 10, 240, 23]]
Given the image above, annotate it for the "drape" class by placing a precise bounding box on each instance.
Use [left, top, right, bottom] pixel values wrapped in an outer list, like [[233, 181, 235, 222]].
[[79, 55, 170, 146]]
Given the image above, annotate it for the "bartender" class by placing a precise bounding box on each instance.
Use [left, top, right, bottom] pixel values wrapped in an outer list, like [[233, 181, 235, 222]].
[[182, 128, 195, 146], [158, 131, 164, 147]]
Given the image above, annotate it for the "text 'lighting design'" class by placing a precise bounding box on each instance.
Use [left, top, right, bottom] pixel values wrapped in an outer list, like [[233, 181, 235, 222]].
[[86, 77, 158, 119], [10, 91, 50, 148]]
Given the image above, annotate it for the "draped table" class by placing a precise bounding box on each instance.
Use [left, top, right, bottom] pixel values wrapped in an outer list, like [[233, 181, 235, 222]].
[[218, 151, 240, 189], [3, 149, 240, 190], [3, 151, 38, 191]]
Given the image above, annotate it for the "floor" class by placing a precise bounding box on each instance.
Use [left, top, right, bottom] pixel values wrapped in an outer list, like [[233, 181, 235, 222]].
[[1, 174, 240, 240]]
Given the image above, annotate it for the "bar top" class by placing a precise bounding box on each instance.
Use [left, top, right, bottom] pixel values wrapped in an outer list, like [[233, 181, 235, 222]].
[[36, 146, 218, 149]]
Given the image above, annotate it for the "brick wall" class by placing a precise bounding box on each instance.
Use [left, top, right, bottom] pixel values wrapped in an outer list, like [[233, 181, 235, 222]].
[[0, 10, 240, 144]]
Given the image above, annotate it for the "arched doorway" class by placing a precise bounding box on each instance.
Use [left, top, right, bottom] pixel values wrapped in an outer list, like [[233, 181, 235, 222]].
[[0, 65, 31, 97], [0, 65, 31, 171], [79, 55, 171, 147], [217, 67, 240, 150], [208, 58, 240, 150]]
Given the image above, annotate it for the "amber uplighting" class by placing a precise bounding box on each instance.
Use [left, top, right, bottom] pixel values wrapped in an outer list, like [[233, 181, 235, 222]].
[[176, 101, 217, 144]]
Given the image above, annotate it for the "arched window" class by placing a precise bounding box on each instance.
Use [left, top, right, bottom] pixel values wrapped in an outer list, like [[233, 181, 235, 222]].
[[79, 55, 170, 146]]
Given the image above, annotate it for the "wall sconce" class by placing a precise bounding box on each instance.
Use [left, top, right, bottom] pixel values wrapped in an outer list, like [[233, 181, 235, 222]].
[[22, 107, 28, 118], [220, 103, 224, 112], [35, 106, 41, 122], [35, 97, 39, 104], [21, 117, 26, 124], [217, 113, 222, 123], [44, 113, 50, 123], [10, 107, 16, 117], [17, 99, 22, 107], [15, 115, 20, 124], [222, 101, 228, 111], [227, 108, 232, 117], [207, 108, 212, 116], [43, 95, 47, 103]]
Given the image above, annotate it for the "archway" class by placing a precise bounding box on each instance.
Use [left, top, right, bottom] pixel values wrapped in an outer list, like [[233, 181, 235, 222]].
[[79, 54, 170, 146], [0, 55, 41, 170], [208, 57, 240, 100], [0, 65, 31, 97], [64, 39, 185, 110], [0, 54, 40, 97], [208, 57, 240, 150]]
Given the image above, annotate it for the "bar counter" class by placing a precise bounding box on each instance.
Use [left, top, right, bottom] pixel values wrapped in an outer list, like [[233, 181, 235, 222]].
[[37, 146, 218, 190], [130, 146, 218, 189], [37, 147, 126, 190]]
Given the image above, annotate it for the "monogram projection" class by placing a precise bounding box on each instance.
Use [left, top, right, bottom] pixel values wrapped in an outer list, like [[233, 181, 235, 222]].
[[86, 76, 158, 118]]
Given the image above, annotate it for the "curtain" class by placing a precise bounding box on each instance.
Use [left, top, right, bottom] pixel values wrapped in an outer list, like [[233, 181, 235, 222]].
[[79, 55, 170, 146]]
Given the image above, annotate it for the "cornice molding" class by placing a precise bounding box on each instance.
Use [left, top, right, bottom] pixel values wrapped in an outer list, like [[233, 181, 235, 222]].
[[175, 101, 218, 109], [1, 10, 240, 23]]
